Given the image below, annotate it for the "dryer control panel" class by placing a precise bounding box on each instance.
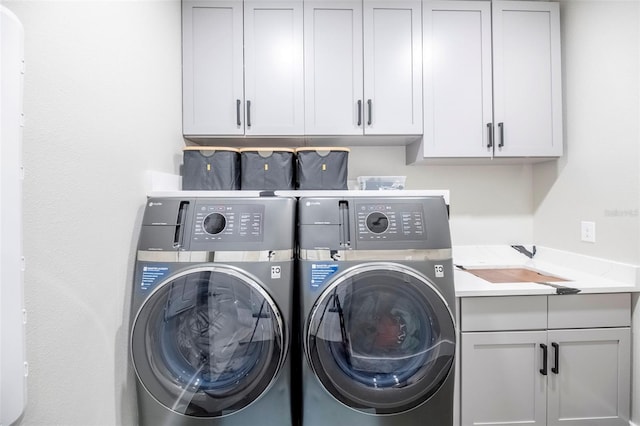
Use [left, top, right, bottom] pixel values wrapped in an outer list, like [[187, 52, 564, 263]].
[[356, 202, 425, 241], [192, 202, 264, 243], [298, 196, 451, 251], [139, 197, 295, 252]]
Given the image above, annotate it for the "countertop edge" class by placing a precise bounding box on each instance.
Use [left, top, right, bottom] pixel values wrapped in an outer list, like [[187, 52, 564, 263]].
[[452, 245, 640, 297]]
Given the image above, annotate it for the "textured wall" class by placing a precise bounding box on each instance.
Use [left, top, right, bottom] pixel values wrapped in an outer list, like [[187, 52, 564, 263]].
[[4, 1, 183, 424], [533, 0, 640, 264]]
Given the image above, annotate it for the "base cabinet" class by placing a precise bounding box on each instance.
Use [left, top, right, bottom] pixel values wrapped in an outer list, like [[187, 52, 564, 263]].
[[460, 294, 631, 426], [546, 328, 630, 426], [462, 330, 547, 425]]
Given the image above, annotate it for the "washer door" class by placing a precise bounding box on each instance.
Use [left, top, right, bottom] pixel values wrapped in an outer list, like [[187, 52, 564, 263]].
[[131, 265, 285, 418], [306, 263, 455, 415]]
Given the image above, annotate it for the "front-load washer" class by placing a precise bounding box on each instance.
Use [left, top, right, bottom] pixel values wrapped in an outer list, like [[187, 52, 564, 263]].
[[298, 195, 456, 426], [130, 195, 295, 426]]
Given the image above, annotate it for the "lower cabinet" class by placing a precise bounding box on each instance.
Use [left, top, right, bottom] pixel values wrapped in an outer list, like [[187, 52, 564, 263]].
[[546, 328, 630, 426], [460, 294, 631, 426]]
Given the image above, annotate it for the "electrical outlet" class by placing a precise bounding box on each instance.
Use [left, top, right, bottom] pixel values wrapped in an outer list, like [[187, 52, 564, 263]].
[[581, 221, 596, 243]]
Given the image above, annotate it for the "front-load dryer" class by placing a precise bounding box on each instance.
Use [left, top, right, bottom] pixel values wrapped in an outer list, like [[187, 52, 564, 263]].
[[298, 195, 456, 426], [130, 195, 295, 426]]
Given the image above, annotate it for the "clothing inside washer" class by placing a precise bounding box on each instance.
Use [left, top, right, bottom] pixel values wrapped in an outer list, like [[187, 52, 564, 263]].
[[309, 269, 455, 392], [137, 269, 282, 416], [348, 288, 427, 374]]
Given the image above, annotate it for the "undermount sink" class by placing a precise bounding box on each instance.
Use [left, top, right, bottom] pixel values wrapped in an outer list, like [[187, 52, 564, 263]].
[[464, 267, 568, 284]]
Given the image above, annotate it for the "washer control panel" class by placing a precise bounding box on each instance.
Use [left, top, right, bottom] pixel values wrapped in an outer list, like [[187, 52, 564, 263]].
[[356, 202, 425, 241], [192, 203, 264, 243]]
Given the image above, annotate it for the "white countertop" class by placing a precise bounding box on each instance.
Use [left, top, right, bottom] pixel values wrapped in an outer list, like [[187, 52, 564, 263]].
[[453, 245, 640, 297]]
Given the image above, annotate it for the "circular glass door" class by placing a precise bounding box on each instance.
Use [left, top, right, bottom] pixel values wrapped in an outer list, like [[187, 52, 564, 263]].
[[131, 265, 285, 418], [306, 263, 455, 415]]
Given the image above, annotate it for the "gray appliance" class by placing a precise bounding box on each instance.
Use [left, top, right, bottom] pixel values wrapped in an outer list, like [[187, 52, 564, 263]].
[[130, 195, 295, 426], [298, 196, 456, 426]]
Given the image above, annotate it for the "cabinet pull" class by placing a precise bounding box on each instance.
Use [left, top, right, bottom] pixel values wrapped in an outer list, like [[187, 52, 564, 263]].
[[246, 100, 252, 128], [551, 342, 559, 374], [539, 343, 548, 375], [236, 99, 241, 126], [357, 100, 362, 126], [367, 99, 372, 126], [498, 122, 504, 148], [486, 123, 494, 148]]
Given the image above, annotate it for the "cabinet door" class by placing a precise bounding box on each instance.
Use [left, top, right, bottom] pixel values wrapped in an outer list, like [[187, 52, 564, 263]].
[[492, 1, 562, 157], [461, 331, 547, 426], [182, 0, 244, 136], [422, 1, 493, 157], [363, 0, 422, 135], [546, 328, 630, 426], [304, 0, 363, 135], [244, 0, 304, 135]]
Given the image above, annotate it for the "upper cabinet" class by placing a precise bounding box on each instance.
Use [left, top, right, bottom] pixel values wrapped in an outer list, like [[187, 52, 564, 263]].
[[304, 0, 423, 136], [182, 0, 304, 137], [417, 0, 562, 160], [182, 0, 563, 161], [493, 1, 563, 157]]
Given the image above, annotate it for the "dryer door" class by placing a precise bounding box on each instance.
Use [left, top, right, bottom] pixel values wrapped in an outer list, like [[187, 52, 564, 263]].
[[306, 263, 455, 414], [131, 265, 285, 418]]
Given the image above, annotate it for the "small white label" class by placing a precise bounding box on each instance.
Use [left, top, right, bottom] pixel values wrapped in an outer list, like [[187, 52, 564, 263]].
[[271, 265, 282, 279], [435, 265, 444, 278]]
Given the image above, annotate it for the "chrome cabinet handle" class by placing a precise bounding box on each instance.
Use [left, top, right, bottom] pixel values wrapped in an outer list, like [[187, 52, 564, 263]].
[[498, 122, 504, 148], [357, 100, 362, 126], [367, 99, 372, 126], [236, 99, 241, 126]]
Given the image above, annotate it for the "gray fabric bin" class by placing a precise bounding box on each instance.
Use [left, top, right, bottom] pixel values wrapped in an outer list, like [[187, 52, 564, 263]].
[[296, 147, 350, 190], [240, 148, 295, 190], [182, 147, 240, 190]]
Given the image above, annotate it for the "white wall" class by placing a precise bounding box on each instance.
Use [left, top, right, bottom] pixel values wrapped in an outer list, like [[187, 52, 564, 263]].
[[533, 0, 640, 265], [4, 1, 183, 424]]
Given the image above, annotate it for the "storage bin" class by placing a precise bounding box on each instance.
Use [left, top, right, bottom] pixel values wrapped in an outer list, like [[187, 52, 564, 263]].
[[182, 147, 240, 190], [239, 148, 295, 190], [296, 147, 349, 190]]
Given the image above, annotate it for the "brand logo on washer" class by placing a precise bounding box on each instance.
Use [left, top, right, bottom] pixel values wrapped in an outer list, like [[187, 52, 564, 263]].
[[148, 202, 162, 207], [271, 265, 281, 279]]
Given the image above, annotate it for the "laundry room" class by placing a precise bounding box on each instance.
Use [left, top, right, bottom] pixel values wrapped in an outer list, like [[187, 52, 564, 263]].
[[0, 0, 639, 425]]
